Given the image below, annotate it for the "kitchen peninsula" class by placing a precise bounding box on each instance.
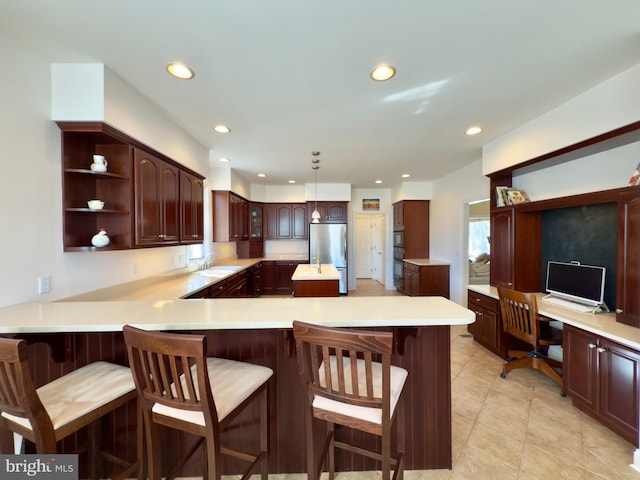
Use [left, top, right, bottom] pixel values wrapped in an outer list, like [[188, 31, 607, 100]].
[[0, 280, 473, 475]]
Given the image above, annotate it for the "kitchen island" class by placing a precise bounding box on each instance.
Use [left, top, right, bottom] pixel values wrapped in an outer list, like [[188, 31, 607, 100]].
[[0, 295, 474, 475], [291, 263, 341, 297]]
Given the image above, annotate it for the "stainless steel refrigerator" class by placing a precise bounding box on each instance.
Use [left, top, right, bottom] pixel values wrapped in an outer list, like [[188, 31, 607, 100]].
[[309, 223, 347, 294]]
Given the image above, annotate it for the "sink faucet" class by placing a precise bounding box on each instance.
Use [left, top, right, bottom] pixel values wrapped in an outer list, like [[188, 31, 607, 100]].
[[200, 252, 220, 271], [311, 256, 322, 274]]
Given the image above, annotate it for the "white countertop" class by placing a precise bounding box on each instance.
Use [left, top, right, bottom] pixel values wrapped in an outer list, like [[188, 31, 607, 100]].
[[468, 284, 640, 350], [404, 259, 450, 266], [0, 296, 474, 334], [291, 264, 341, 281]]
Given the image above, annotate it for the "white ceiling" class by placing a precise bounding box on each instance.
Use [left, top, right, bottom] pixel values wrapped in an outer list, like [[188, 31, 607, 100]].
[[3, 1, 640, 188]]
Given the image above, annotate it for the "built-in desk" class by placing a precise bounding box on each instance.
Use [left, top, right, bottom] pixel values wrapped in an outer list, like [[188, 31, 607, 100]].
[[468, 284, 640, 447]]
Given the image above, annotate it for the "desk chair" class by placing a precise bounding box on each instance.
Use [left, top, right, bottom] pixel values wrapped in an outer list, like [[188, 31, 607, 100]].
[[123, 325, 272, 480], [0, 337, 138, 480], [497, 286, 564, 391], [292, 320, 408, 480]]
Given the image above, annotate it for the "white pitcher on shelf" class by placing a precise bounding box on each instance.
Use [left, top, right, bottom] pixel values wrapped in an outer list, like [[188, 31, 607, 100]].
[[90, 154, 108, 172]]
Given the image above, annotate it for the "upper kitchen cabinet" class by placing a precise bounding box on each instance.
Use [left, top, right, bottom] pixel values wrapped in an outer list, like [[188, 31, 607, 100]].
[[307, 202, 348, 223], [180, 172, 204, 244], [264, 203, 308, 240], [212, 191, 250, 242], [393, 200, 430, 258], [57, 122, 204, 251], [59, 122, 133, 251], [616, 188, 640, 328], [134, 148, 180, 246]]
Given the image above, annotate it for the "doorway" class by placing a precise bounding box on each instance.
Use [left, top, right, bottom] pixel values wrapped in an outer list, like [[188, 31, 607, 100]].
[[354, 214, 385, 284], [466, 199, 490, 285]]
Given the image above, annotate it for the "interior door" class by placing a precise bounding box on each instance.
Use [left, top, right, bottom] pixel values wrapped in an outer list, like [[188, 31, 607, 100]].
[[371, 215, 385, 283], [355, 217, 372, 278]]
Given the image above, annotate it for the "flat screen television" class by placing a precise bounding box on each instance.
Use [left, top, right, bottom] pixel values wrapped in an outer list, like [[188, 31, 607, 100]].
[[545, 261, 606, 307]]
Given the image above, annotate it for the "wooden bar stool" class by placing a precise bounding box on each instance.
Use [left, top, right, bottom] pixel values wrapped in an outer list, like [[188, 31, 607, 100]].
[[0, 337, 138, 480], [292, 320, 408, 480], [123, 325, 272, 480]]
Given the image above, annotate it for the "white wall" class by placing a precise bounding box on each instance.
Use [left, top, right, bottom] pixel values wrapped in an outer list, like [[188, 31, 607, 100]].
[[430, 160, 489, 304], [0, 52, 208, 307], [483, 62, 640, 175]]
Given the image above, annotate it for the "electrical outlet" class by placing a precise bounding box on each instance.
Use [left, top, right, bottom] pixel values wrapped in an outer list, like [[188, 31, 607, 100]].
[[38, 276, 51, 294], [131, 263, 137, 274]]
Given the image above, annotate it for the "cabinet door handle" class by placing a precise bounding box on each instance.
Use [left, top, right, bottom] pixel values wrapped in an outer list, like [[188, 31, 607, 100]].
[[597, 347, 607, 353], [588, 343, 597, 349], [616, 309, 624, 314]]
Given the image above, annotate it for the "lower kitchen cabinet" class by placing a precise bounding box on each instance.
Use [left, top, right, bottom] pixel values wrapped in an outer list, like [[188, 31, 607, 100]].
[[403, 262, 450, 298], [564, 324, 640, 446], [467, 291, 501, 356], [261, 260, 303, 295]]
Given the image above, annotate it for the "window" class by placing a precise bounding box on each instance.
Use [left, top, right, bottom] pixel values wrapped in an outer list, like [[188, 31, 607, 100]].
[[469, 217, 490, 261]]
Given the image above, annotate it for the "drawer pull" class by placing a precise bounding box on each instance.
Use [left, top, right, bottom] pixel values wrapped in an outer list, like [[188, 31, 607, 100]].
[[616, 309, 624, 314], [588, 343, 597, 349], [597, 347, 607, 353]]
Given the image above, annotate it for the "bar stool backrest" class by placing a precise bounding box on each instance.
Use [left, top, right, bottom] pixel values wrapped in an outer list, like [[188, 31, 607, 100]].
[[0, 338, 56, 452]]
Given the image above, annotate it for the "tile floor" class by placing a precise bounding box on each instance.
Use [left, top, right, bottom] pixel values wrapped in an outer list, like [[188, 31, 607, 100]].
[[219, 280, 640, 479]]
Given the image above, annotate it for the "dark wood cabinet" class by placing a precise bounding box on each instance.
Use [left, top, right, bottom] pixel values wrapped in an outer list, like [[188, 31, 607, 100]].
[[58, 122, 203, 251], [59, 123, 133, 251], [564, 324, 639, 445], [212, 191, 250, 242], [616, 189, 640, 328], [307, 201, 348, 223], [275, 261, 299, 294], [467, 291, 501, 356], [490, 208, 514, 288], [262, 261, 276, 294], [180, 171, 204, 244], [264, 203, 308, 240], [261, 260, 303, 295], [134, 148, 180, 246], [393, 200, 429, 258], [403, 262, 450, 298], [489, 207, 540, 291]]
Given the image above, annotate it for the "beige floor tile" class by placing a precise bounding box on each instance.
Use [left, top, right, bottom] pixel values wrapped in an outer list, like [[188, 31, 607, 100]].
[[475, 402, 529, 443], [451, 388, 484, 420], [483, 388, 532, 419], [451, 445, 519, 480], [451, 411, 475, 443], [519, 443, 585, 480], [465, 421, 524, 470]]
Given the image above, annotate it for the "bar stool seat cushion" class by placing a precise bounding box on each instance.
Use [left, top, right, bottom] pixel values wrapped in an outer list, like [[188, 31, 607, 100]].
[[313, 356, 408, 425], [152, 357, 273, 426], [1, 361, 135, 433]]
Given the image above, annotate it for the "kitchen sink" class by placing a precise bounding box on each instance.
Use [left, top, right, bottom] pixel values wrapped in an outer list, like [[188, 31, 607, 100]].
[[199, 265, 243, 277]]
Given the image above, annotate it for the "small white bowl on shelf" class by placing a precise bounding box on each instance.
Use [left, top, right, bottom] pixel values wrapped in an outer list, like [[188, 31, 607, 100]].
[[87, 200, 104, 210]]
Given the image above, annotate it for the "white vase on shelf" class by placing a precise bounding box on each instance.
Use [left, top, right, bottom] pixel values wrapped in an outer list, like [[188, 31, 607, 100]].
[[91, 228, 110, 247]]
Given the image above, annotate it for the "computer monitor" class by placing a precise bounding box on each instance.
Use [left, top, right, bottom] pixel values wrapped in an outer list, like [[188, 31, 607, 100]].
[[545, 261, 606, 307]]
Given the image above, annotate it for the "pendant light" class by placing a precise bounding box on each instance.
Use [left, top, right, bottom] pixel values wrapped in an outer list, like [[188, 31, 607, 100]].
[[311, 151, 321, 223]]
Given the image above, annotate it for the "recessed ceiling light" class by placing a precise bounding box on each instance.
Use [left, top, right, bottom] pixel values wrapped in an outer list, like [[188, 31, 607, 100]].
[[465, 126, 483, 135], [257, 173, 266, 178], [370, 64, 396, 81], [218, 157, 230, 163], [375, 180, 383, 184], [401, 174, 411, 178], [288, 180, 296, 184], [166, 63, 194, 80], [213, 125, 231, 134]]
